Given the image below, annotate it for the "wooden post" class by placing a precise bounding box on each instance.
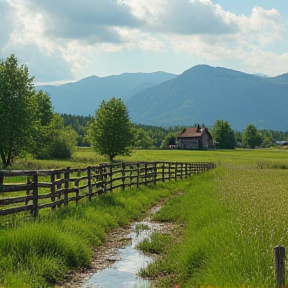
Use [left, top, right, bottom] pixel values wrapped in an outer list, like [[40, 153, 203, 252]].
[[185, 163, 188, 178], [32, 172, 38, 218], [87, 166, 92, 201], [137, 162, 140, 188], [110, 164, 113, 192], [25, 175, 31, 205], [56, 171, 62, 208], [168, 162, 171, 181], [175, 163, 178, 181], [75, 172, 80, 206], [154, 162, 157, 185], [274, 245, 286, 288], [64, 167, 70, 206], [162, 162, 165, 182], [50, 173, 56, 210], [144, 163, 148, 185], [180, 163, 183, 179], [122, 163, 126, 191]]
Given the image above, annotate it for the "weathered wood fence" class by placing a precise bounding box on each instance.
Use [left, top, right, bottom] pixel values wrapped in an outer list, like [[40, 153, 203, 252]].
[[0, 161, 215, 218]]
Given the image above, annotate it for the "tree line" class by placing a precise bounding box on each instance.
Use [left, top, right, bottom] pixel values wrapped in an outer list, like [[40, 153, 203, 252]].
[[1, 54, 287, 166], [211, 120, 288, 149]]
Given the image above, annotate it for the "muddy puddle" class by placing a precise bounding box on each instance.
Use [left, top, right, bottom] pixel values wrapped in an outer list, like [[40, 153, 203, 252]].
[[80, 219, 163, 288]]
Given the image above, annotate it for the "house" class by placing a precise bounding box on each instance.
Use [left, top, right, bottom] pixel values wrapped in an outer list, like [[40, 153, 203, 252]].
[[177, 124, 214, 150]]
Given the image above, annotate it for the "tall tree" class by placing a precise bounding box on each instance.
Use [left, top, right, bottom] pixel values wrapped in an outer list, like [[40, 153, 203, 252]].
[[89, 97, 133, 161], [46, 114, 78, 159], [212, 120, 236, 149], [31, 90, 54, 159], [242, 124, 263, 148], [0, 54, 35, 166]]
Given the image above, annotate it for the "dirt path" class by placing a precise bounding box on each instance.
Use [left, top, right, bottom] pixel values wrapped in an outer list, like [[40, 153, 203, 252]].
[[56, 196, 183, 288]]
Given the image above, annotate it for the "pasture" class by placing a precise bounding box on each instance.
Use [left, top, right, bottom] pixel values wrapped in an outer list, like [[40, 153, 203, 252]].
[[1, 147, 288, 287]]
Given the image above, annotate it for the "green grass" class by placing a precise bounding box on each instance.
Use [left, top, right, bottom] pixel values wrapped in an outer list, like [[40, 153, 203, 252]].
[[137, 232, 173, 254], [137, 151, 288, 287], [2, 148, 288, 287], [0, 179, 184, 288]]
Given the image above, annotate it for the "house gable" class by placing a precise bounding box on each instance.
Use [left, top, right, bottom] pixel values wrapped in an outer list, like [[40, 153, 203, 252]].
[[177, 125, 213, 149]]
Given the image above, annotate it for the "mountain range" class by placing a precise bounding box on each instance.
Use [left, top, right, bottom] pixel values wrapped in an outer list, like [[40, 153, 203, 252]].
[[37, 65, 288, 131], [36, 72, 176, 116]]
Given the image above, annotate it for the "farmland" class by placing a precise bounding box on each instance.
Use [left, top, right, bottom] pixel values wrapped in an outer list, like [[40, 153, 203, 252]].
[[1, 147, 288, 287]]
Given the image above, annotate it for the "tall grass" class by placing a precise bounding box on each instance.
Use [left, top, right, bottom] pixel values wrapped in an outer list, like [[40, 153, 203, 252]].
[[139, 154, 288, 287], [0, 181, 183, 288]]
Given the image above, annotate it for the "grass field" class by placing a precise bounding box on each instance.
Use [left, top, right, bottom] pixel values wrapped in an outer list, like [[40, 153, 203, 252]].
[[1, 147, 288, 287]]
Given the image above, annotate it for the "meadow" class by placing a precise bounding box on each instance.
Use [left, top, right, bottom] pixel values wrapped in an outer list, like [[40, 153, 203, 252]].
[[1, 147, 288, 287]]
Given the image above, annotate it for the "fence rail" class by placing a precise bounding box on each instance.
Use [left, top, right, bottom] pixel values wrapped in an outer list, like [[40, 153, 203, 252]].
[[0, 161, 215, 218]]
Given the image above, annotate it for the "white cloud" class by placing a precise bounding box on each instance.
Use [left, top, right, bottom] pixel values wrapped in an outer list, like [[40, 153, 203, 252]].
[[128, 0, 238, 35], [0, 0, 287, 82]]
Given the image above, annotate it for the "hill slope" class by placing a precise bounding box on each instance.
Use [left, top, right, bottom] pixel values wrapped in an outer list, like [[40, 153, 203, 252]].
[[36, 72, 176, 116], [126, 65, 288, 131]]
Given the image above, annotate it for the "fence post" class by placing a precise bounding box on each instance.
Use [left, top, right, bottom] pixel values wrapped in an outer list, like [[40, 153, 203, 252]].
[[185, 163, 188, 178], [25, 176, 31, 205], [32, 172, 38, 218], [109, 164, 113, 192], [87, 166, 92, 201], [154, 162, 157, 185], [137, 163, 140, 188], [188, 163, 191, 176], [122, 163, 126, 191], [144, 163, 148, 185], [274, 245, 286, 288], [50, 172, 56, 210], [64, 167, 70, 206], [175, 163, 178, 181], [162, 162, 165, 182]]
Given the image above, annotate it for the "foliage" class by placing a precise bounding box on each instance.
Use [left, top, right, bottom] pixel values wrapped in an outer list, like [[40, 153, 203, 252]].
[[212, 119, 236, 149], [30, 91, 54, 159], [242, 123, 263, 148], [61, 113, 92, 147], [0, 54, 35, 166], [46, 114, 78, 159], [131, 126, 154, 148], [89, 97, 133, 161], [132, 124, 184, 148], [160, 132, 178, 148]]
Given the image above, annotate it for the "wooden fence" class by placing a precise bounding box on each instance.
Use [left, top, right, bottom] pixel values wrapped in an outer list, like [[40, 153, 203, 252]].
[[0, 161, 215, 218]]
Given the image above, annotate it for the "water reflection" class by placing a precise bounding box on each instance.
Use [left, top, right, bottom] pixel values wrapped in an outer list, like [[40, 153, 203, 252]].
[[82, 221, 160, 288]]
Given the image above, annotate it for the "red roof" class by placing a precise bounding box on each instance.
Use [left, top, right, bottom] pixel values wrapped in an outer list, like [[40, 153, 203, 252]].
[[178, 126, 204, 138]]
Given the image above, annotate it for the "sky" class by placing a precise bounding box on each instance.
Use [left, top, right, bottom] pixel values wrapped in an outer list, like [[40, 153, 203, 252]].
[[0, 0, 288, 85]]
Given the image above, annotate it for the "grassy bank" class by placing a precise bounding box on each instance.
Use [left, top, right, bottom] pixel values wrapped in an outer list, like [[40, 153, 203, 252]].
[[0, 180, 185, 288], [138, 151, 288, 287]]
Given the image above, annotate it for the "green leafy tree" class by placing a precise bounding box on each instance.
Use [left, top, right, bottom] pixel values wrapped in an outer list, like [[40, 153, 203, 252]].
[[89, 97, 133, 161], [0, 54, 35, 166], [212, 120, 236, 149], [47, 114, 78, 159], [242, 124, 263, 148], [31, 90, 54, 159], [131, 126, 153, 148]]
